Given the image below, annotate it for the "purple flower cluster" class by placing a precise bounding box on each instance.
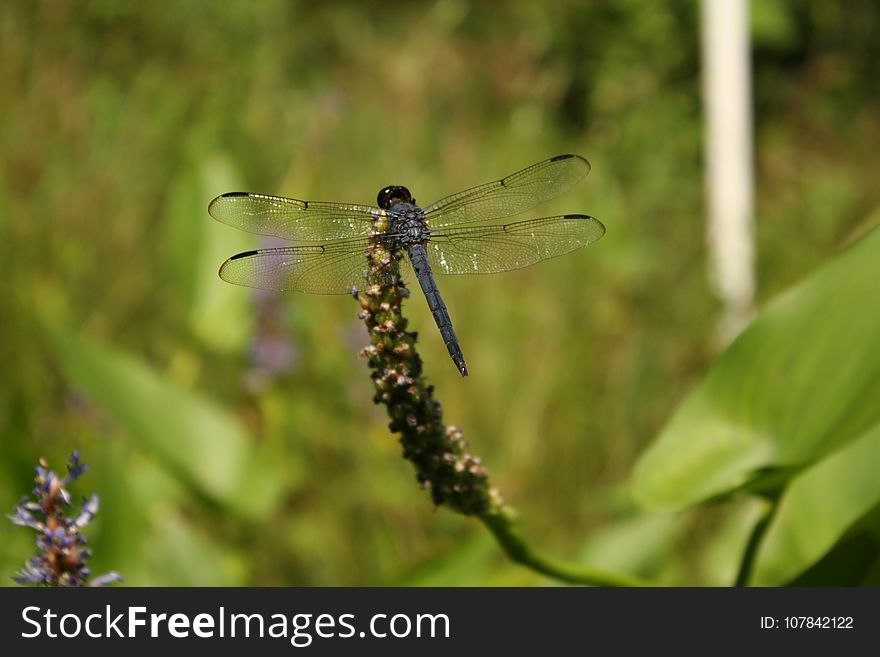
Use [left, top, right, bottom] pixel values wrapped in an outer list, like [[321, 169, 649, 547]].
[[8, 450, 121, 587]]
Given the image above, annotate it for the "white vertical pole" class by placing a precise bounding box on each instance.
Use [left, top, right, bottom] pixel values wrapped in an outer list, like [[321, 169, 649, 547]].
[[702, 0, 756, 344]]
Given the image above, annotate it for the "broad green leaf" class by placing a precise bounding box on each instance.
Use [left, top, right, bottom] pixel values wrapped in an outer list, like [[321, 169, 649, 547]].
[[42, 318, 283, 520], [698, 498, 769, 586], [162, 163, 205, 309], [576, 511, 684, 577], [88, 439, 251, 585], [751, 421, 880, 585], [162, 154, 255, 352], [632, 227, 880, 510], [788, 531, 880, 586], [393, 533, 498, 586], [142, 510, 244, 586]]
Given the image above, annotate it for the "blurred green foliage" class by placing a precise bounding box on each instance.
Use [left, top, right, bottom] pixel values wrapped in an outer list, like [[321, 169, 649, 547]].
[[634, 228, 880, 510], [1, 0, 878, 585], [633, 226, 880, 585]]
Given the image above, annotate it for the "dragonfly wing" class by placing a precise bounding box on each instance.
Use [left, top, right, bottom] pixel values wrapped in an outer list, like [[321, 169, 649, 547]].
[[425, 215, 605, 275], [208, 192, 381, 242], [423, 154, 590, 228], [219, 239, 377, 294]]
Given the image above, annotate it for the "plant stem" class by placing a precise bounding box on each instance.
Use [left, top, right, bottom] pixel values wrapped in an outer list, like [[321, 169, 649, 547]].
[[356, 241, 648, 587], [480, 508, 652, 586], [734, 496, 780, 586]]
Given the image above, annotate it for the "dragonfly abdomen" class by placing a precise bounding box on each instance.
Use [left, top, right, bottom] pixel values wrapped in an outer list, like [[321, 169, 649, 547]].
[[407, 244, 468, 377]]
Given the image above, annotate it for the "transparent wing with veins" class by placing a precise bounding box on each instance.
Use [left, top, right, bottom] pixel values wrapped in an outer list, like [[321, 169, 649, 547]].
[[208, 192, 382, 242], [423, 154, 590, 228], [217, 238, 382, 294], [425, 214, 605, 275], [212, 154, 601, 293], [218, 214, 606, 293]]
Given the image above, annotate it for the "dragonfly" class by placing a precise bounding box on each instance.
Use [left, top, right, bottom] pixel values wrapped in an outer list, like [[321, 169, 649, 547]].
[[209, 154, 605, 376]]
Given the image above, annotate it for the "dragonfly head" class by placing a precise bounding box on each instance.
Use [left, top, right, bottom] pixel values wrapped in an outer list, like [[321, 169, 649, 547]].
[[377, 185, 414, 211]]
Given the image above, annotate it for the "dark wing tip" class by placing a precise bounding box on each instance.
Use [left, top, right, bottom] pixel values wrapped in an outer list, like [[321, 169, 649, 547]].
[[562, 214, 606, 239], [208, 192, 251, 216], [550, 153, 591, 174], [219, 254, 247, 282], [218, 253, 256, 285]]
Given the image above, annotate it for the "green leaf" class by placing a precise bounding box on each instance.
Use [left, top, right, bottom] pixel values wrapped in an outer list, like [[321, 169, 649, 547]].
[[576, 511, 684, 577], [393, 533, 499, 586], [751, 421, 880, 585], [632, 227, 880, 510], [88, 444, 245, 586], [42, 317, 283, 520], [162, 154, 255, 352], [143, 510, 245, 585], [788, 530, 880, 586], [189, 155, 257, 352]]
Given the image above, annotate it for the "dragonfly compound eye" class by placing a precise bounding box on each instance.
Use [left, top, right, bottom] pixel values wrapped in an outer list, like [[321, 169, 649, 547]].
[[377, 185, 413, 210]]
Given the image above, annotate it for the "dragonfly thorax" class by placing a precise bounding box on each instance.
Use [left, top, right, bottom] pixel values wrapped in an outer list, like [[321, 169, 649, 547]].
[[378, 185, 429, 245], [386, 202, 430, 246]]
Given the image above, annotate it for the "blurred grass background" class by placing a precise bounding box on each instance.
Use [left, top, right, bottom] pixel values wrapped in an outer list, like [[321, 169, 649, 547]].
[[1, 0, 878, 585]]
